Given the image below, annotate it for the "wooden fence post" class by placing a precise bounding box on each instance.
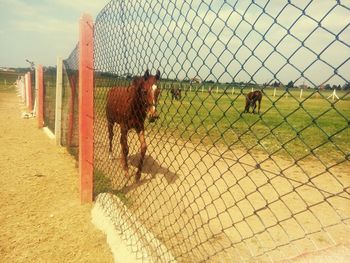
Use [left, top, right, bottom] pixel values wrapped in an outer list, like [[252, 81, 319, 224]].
[[38, 65, 44, 129], [79, 14, 94, 203], [55, 57, 63, 145]]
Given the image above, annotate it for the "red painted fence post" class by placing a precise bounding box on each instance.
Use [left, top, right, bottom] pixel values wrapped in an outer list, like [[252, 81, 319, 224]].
[[79, 14, 94, 203], [38, 65, 44, 128]]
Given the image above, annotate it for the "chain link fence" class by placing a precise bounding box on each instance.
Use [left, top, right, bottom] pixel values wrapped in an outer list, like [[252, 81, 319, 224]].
[[43, 67, 57, 133], [30, 69, 36, 110], [93, 0, 350, 262], [61, 45, 80, 158]]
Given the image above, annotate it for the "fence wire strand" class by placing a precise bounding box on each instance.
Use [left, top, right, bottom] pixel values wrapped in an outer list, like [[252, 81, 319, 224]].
[[92, 0, 350, 262]]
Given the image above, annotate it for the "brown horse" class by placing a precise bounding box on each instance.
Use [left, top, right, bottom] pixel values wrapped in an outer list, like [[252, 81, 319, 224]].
[[106, 69, 161, 182], [244, 90, 262, 114], [170, 85, 181, 100]]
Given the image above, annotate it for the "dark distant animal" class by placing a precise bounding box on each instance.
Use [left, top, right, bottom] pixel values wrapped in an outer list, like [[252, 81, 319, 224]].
[[244, 90, 262, 114], [170, 85, 181, 100], [106, 69, 161, 182]]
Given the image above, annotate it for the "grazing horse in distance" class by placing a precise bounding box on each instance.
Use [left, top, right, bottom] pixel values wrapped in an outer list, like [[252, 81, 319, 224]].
[[170, 85, 181, 100], [244, 90, 262, 114], [106, 69, 161, 183]]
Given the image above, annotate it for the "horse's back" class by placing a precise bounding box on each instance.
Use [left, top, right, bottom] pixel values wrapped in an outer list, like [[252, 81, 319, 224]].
[[247, 90, 262, 101], [255, 90, 262, 101], [106, 86, 137, 123]]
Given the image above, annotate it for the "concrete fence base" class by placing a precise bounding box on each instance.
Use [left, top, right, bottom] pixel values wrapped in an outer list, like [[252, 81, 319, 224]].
[[91, 193, 176, 263], [280, 242, 350, 263]]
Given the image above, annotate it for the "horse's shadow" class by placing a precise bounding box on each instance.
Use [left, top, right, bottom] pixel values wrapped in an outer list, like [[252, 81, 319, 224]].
[[120, 154, 178, 193]]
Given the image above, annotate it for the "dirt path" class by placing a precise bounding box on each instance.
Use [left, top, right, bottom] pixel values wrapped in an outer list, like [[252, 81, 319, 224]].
[[0, 92, 114, 263]]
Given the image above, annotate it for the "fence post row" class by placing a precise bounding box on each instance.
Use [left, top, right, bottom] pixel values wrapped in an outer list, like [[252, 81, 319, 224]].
[[37, 65, 44, 129], [79, 14, 94, 203]]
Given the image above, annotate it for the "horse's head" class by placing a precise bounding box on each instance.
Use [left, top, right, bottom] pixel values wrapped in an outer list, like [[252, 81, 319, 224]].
[[142, 69, 161, 122]]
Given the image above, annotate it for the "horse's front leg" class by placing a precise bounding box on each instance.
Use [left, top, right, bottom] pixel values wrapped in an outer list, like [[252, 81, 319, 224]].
[[136, 129, 147, 182], [120, 127, 129, 178], [107, 121, 115, 160]]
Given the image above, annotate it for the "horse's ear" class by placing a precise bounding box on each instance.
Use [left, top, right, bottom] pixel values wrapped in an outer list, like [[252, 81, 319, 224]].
[[144, 69, 150, 80], [156, 70, 161, 80]]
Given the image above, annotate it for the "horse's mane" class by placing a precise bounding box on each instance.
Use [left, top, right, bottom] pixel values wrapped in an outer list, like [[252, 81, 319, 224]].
[[131, 76, 145, 89]]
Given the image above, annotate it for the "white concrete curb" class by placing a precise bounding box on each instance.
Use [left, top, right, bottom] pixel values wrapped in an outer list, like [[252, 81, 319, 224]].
[[43, 127, 55, 140], [91, 193, 176, 263]]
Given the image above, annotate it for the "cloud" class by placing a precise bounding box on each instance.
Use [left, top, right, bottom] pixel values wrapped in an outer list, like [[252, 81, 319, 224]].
[[0, 0, 108, 28], [1, 0, 349, 84], [43, 0, 108, 17], [12, 17, 74, 33], [0, 0, 38, 17], [0, 0, 108, 67]]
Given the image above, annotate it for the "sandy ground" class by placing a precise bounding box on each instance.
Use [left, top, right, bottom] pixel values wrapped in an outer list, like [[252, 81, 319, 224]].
[[0, 92, 114, 263]]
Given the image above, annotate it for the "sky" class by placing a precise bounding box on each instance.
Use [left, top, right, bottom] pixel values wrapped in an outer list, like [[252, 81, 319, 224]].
[[1, 0, 349, 86], [93, 0, 350, 86], [0, 0, 109, 68]]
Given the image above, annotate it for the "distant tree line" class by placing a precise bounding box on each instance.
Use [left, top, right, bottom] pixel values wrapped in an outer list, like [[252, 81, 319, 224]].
[[268, 80, 350, 91], [7, 67, 350, 91]]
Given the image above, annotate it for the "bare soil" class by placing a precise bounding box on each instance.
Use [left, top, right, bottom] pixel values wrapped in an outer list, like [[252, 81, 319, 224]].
[[0, 92, 114, 263]]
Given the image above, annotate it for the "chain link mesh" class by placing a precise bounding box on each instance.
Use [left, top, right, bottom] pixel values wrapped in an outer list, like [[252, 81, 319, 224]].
[[43, 67, 56, 133], [93, 0, 349, 262], [61, 44, 79, 157], [31, 69, 36, 110]]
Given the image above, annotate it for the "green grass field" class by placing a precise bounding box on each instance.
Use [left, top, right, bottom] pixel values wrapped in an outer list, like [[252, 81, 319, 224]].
[[1, 68, 348, 164], [95, 81, 350, 163], [0, 71, 23, 93]]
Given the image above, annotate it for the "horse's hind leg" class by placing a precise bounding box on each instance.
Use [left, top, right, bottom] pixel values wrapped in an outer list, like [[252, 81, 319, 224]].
[[136, 129, 147, 182], [244, 99, 249, 113], [252, 101, 257, 114], [107, 121, 114, 160]]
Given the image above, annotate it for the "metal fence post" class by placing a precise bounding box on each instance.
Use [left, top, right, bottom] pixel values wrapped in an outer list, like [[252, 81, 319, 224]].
[[55, 57, 63, 146], [79, 13, 94, 203], [37, 65, 44, 129]]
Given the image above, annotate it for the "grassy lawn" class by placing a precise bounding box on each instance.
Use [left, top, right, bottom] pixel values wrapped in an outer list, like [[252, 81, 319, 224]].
[[0, 71, 23, 93], [94, 80, 350, 163]]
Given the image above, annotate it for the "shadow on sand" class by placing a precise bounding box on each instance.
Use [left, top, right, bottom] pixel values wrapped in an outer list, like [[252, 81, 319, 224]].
[[119, 153, 178, 193]]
